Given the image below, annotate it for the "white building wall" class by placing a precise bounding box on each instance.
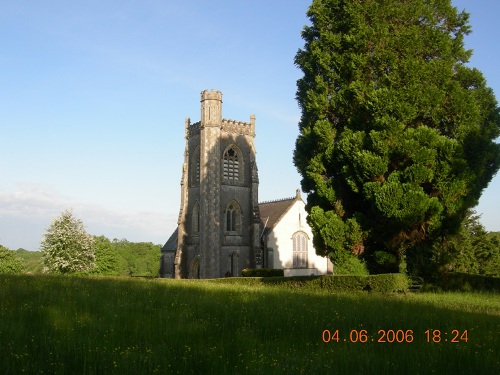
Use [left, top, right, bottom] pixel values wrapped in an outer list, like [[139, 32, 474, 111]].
[[268, 200, 330, 276]]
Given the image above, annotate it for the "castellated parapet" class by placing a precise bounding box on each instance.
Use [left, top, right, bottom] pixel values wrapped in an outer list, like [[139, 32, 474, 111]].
[[222, 116, 256, 136], [186, 118, 255, 137]]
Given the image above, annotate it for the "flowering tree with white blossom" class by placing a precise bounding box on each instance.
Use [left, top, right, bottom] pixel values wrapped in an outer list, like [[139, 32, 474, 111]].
[[41, 210, 96, 273]]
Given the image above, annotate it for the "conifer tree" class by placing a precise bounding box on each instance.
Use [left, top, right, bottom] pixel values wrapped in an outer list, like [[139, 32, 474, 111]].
[[294, 0, 500, 273], [41, 210, 96, 273]]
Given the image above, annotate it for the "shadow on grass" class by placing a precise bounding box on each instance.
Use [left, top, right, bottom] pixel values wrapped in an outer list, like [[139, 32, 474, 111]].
[[0, 275, 498, 374]]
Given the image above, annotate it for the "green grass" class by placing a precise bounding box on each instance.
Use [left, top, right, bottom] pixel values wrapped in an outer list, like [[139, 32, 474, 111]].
[[0, 275, 498, 374]]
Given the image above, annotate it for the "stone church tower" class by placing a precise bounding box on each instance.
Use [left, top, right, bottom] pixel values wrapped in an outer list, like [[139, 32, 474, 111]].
[[168, 90, 261, 278]]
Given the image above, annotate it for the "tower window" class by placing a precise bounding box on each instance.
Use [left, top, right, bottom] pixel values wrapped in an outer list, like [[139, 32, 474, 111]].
[[292, 232, 308, 268], [225, 201, 241, 233], [223, 146, 241, 181]]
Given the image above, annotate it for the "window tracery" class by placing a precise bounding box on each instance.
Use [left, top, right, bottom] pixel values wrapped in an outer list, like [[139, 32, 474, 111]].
[[225, 201, 241, 234], [223, 145, 241, 181], [292, 232, 308, 268]]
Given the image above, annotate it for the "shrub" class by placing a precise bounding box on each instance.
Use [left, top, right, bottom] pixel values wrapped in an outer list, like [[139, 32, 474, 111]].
[[438, 272, 500, 292], [241, 268, 284, 277], [333, 256, 369, 276], [215, 273, 409, 293]]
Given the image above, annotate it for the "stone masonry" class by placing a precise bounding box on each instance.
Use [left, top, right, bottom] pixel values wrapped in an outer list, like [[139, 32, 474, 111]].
[[172, 90, 261, 278]]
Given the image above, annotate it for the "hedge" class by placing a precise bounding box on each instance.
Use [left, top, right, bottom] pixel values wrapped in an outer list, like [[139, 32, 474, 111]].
[[241, 268, 284, 277], [211, 273, 409, 293], [437, 272, 500, 292]]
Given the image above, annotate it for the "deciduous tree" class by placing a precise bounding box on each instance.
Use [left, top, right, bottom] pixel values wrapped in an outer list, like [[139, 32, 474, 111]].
[[428, 211, 500, 277], [0, 245, 24, 274], [41, 210, 96, 273], [90, 235, 119, 275], [294, 0, 500, 274]]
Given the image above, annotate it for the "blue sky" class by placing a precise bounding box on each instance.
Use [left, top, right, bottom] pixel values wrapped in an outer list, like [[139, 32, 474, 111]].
[[1, 0, 499, 251]]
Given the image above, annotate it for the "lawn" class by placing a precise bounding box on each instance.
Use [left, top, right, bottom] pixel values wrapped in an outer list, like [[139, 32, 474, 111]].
[[0, 274, 498, 374]]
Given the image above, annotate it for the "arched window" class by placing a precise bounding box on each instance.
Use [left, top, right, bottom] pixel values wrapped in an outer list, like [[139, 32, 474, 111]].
[[192, 201, 200, 235], [225, 201, 241, 234], [223, 145, 241, 181], [292, 232, 308, 268]]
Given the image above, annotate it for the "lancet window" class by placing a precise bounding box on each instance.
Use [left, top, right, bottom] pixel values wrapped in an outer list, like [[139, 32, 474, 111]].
[[292, 231, 308, 268]]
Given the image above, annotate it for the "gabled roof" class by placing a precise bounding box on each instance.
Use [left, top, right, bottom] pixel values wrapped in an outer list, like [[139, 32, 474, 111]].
[[161, 227, 178, 253], [259, 189, 304, 234], [259, 197, 296, 231]]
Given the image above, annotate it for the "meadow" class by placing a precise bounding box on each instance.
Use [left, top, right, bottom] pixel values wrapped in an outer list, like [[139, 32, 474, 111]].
[[0, 274, 498, 374]]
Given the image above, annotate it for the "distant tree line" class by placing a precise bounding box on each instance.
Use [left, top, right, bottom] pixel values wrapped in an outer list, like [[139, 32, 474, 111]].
[[0, 211, 161, 277], [90, 236, 161, 277], [1, 238, 161, 277]]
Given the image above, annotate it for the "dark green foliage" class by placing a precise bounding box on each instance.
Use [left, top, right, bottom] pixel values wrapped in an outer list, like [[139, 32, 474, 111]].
[[437, 272, 500, 292], [320, 274, 410, 293], [407, 212, 500, 278], [442, 214, 500, 277], [241, 268, 284, 277], [215, 273, 409, 293], [0, 245, 24, 274], [479, 232, 500, 276], [294, 0, 500, 274]]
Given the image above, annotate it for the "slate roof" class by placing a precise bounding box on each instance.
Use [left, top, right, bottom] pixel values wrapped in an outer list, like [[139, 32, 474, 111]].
[[259, 197, 297, 235], [161, 227, 178, 253]]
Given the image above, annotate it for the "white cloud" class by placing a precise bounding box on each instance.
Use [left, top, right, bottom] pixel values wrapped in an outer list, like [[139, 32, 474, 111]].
[[0, 184, 177, 250]]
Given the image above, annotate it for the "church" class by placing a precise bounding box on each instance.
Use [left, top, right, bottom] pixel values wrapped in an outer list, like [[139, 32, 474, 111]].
[[159, 90, 332, 279]]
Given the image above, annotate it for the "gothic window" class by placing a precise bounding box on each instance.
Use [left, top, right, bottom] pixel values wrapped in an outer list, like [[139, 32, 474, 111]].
[[192, 201, 200, 235], [230, 252, 239, 276], [223, 145, 241, 181], [292, 232, 308, 268], [225, 201, 241, 234]]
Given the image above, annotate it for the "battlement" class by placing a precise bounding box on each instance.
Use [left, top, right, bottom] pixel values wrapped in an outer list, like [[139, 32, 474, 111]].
[[222, 115, 255, 136], [201, 89, 222, 101], [185, 90, 256, 137]]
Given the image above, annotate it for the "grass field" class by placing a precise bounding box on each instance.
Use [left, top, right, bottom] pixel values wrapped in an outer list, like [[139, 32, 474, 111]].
[[0, 274, 498, 374]]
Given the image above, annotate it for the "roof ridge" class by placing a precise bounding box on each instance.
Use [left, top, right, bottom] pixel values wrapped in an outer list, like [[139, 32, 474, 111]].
[[259, 196, 295, 204]]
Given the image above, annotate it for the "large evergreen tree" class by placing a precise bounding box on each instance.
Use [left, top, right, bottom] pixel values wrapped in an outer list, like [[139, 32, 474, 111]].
[[41, 210, 96, 274], [294, 0, 500, 274]]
